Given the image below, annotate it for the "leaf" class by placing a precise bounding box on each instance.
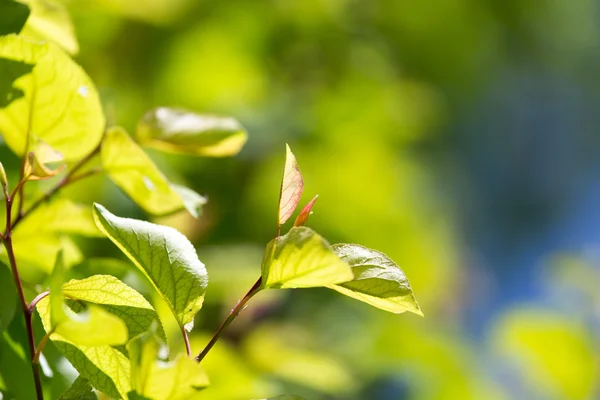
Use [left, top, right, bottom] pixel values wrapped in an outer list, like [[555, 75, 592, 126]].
[[57, 376, 98, 400], [8, 233, 82, 273], [262, 396, 307, 400], [16, 198, 102, 237], [0, 314, 37, 399], [328, 244, 422, 316], [0, 34, 104, 161], [23, 148, 64, 180], [136, 107, 247, 157], [93, 203, 208, 327], [62, 275, 166, 340], [36, 297, 131, 399], [48, 252, 129, 346], [17, 0, 79, 54], [0, 262, 17, 333], [293, 195, 318, 227], [0, 57, 34, 108], [0, 1, 30, 35], [261, 226, 353, 289], [101, 127, 206, 216], [128, 325, 208, 400], [277, 144, 304, 227]]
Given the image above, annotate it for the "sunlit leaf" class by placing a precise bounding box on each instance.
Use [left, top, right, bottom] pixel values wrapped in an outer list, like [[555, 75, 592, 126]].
[[0, 262, 17, 333], [17, 198, 101, 237], [261, 226, 353, 289], [62, 275, 165, 339], [36, 297, 131, 399], [293, 195, 318, 227], [277, 144, 303, 227], [0, 1, 30, 35], [128, 326, 209, 400], [93, 203, 208, 327], [18, 0, 79, 54], [0, 35, 104, 161], [9, 233, 82, 273], [102, 127, 205, 216], [136, 107, 247, 157], [328, 244, 423, 316], [23, 148, 64, 180], [263, 396, 307, 400], [47, 252, 129, 346], [57, 376, 98, 400]]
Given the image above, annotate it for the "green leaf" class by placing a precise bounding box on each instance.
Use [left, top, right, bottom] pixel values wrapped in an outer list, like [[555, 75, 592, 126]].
[[136, 107, 247, 157], [0, 262, 17, 333], [8, 233, 82, 273], [101, 127, 206, 216], [0, 34, 104, 161], [92, 203, 208, 328], [18, 0, 79, 54], [263, 396, 307, 400], [0, 314, 37, 399], [57, 376, 98, 400], [128, 325, 208, 400], [0, 1, 30, 36], [62, 275, 165, 340], [36, 296, 131, 399], [328, 244, 422, 316], [261, 226, 353, 289], [277, 144, 303, 227], [48, 252, 129, 346], [0, 56, 33, 108]]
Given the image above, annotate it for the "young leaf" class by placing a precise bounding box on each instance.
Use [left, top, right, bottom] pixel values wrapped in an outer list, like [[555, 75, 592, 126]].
[[293, 195, 318, 227], [57, 376, 98, 400], [136, 107, 247, 157], [328, 244, 422, 316], [277, 145, 304, 227], [36, 297, 131, 399], [0, 1, 30, 35], [48, 252, 129, 346], [101, 127, 206, 216], [92, 203, 208, 328], [261, 226, 353, 289], [23, 149, 65, 180], [62, 275, 166, 339], [0, 262, 17, 333], [128, 325, 209, 400], [18, 0, 79, 54], [0, 161, 8, 193], [0, 35, 104, 161]]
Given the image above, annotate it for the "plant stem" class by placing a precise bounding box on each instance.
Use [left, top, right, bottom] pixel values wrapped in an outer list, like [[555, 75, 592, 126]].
[[13, 143, 102, 230], [181, 325, 192, 357], [3, 193, 44, 400], [195, 277, 262, 363]]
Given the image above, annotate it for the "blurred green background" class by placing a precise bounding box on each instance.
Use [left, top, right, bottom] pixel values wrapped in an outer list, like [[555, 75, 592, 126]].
[[4, 0, 600, 399]]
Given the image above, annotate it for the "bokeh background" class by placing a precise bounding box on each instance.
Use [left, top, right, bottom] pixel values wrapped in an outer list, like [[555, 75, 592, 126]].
[[3, 0, 600, 399]]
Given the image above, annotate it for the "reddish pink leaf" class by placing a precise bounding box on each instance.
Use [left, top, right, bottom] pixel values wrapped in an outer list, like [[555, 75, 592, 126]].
[[294, 195, 319, 227], [278, 144, 304, 226]]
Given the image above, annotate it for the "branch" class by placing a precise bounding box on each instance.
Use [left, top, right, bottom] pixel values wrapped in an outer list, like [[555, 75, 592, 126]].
[[195, 277, 262, 363]]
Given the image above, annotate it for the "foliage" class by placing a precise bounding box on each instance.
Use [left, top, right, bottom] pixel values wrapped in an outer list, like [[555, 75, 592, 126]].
[[0, 3, 421, 399]]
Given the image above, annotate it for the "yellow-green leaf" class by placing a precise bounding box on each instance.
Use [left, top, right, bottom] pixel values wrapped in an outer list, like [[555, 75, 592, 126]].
[[261, 226, 353, 289], [37, 297, 131, 398], [101, 127, 206, 216], [128, 326, 208, 400], [48, 253, 129, 346], [57, 376, 97, 400], [0, 35, 104, 161], [277, 144, 303, 227], [17, 0, 79, 54], [136, 107, 247, 157], [93, 203, 208, 327], [328, 244, 423, 316]]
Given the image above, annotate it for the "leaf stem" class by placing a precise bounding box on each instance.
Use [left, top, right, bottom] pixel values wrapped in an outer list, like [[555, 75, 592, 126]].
[[181, 325, 192, 357], [3, 190, 44, 400], [32, 331, 51, 365], [13, 142, 102, 230], [29, 291, 50, 315], [195, 277, 262, 363]]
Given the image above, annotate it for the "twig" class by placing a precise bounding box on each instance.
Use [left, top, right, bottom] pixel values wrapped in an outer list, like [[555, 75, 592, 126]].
[[195, 277, 262, 363]]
